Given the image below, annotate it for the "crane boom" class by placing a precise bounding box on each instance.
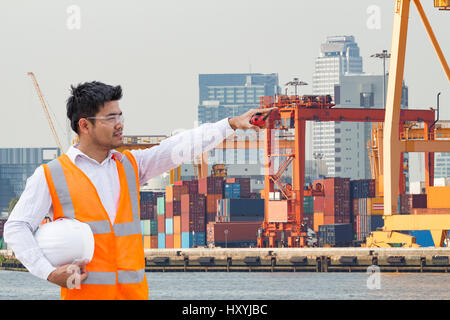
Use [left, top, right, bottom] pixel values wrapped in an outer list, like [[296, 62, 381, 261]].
[[27, 72, 63, 152]]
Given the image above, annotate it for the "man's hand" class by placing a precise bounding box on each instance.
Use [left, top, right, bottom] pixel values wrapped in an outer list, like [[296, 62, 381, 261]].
[[47, 259, 89, 288], [228, 107, 278, 132]]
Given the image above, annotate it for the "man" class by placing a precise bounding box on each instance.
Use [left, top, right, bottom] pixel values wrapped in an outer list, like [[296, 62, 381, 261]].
[[4, 81, 273, 300]]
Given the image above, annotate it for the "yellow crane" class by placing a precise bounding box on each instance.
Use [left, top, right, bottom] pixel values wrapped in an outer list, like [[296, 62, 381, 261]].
[[27, 72, 64, 152], [365, 0, 450, 248]]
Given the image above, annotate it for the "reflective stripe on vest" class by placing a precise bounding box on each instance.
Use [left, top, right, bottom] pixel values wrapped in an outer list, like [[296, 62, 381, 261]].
[[81, 269, 145, 285], [46, 156, 141, 237]]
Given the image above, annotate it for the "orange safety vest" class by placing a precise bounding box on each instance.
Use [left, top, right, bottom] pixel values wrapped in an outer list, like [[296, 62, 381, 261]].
[[42, 150, 148, 300]]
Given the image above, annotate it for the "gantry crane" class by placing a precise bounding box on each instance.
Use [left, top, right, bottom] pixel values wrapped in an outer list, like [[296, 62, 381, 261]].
[[27, 72, 64, 152], [365, 0, 450, 248], [256, 94, 435, 248]]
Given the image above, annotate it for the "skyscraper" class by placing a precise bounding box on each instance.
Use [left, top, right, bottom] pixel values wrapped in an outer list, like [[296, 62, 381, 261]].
[[0, 148, 60, 213], [198, 73, 280, 125], [311, 35, 408, 179]]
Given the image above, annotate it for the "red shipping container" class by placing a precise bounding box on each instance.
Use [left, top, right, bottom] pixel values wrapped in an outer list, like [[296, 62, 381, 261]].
[[323, 177, 350, 199], [166, 185, 189, 202], [206, 221, 261, 243], [206, 194, 222, 213], [166, 201, 173, 218], [181, 194, 206, 214], [199, 177, 224, 195], [314, 196, 325, 213], [165, 234, 174, 248], [157, 215, 165, 234]]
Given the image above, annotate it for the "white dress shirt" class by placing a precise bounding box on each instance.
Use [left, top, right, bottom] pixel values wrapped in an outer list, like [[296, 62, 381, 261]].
[[4, 118, 235, 281]]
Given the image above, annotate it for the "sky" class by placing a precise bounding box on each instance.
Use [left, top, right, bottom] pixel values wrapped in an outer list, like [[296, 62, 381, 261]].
[[0, 0, 449, 181]]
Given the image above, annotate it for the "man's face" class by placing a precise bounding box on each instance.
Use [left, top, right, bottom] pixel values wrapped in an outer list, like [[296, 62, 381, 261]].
[[89, 100, 124, 150]]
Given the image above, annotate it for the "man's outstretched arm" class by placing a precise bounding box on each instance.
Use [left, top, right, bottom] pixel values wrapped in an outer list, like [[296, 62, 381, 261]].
[[131, 108, 275, 185]]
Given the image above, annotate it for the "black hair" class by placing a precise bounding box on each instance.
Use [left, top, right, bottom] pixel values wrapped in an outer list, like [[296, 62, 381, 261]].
[[66, 81, 123, 134]]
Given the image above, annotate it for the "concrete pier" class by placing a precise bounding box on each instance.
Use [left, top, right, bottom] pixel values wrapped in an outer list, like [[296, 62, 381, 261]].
[[2, 248, 450, 273]]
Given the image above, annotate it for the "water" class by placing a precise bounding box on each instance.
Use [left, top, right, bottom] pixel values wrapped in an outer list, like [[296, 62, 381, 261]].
[[0, 270, 449, 300]]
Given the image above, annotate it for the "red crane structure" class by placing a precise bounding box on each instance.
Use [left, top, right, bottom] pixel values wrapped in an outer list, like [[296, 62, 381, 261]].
[[256, 94, 436, 248]]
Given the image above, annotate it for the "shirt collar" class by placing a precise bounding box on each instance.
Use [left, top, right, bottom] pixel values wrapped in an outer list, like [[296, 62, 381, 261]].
[[67, 144, 123, 164]]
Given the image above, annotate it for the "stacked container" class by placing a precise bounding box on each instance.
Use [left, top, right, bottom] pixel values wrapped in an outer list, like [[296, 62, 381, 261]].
[[223, 183, 241, 199], [350, 179, 376, 199], [313, 178, 351, 231], [157, 196, 165, 249], [206, 221, 260, 247], [318, 223, 353, 247], [225, 178, 251, 198], [140, 191, 163, 249], [352, 197, 384, 241], [398, 194, 427, 214], [216, 199, 264, 222], [181, 193, 206, 248], [198, 177, 223, 195]]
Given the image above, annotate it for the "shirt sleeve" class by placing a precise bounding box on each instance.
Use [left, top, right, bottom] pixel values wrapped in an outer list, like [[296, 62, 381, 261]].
[[131, 118, 235, 185], [3, 166, 57, 281]]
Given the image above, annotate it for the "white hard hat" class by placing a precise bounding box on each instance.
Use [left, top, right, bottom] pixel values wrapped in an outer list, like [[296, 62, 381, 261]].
[[34, 218, 95, 267]]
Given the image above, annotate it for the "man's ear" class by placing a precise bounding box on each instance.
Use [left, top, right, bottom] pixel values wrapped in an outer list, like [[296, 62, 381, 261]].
[[78, 118, 91, 135]]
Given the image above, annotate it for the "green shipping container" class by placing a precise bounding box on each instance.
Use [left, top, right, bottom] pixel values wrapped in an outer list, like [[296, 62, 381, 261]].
[[141, 220, 159, 236], [157, 197, 165, 215], [304, 196, 314, 214]]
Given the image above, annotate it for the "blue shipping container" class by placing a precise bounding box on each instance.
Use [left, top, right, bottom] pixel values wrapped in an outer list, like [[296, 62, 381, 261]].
[[165, 218, 173, 235], [224, 183, 241, 199], [181, 232, 206, 248], [158, 233, 166, 248]]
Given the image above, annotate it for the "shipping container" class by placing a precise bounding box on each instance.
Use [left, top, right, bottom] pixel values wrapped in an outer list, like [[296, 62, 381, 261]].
[[165, 234, 174, 248], [323, 177, 350, 199], [206, 221, 260, 243], [165, 218, 173, 235], [157, 215, 165, 234], [314, 196, 325, 213], [223, 183, 241, 199], [181, 194, 206, 214], [165, 200, 181, 218], [157, 197, 165, 215], [267, 200, 289, 223], [158, 233, 165, 249], [174, 234, 181, 249], [140, 201, 155, 220], [198, 177, 224, 195], [206, 194, 222, 213], [181, 232, 206, 248], [426, 186, 450, 208], [166, 185, 189, 202], [181, 210, 206, 233], [143, 235, 158, 249], [399, 194, 427, 214], [173, 216, 181, 235], [313, 212, 324, 232], [141, 220, 158, 236], [318, 223, 353, 247], [355, 215, 383, 241], [217, 199, 265, 222], [350, 179, 376, 199], [174, 180, 199, 194]]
